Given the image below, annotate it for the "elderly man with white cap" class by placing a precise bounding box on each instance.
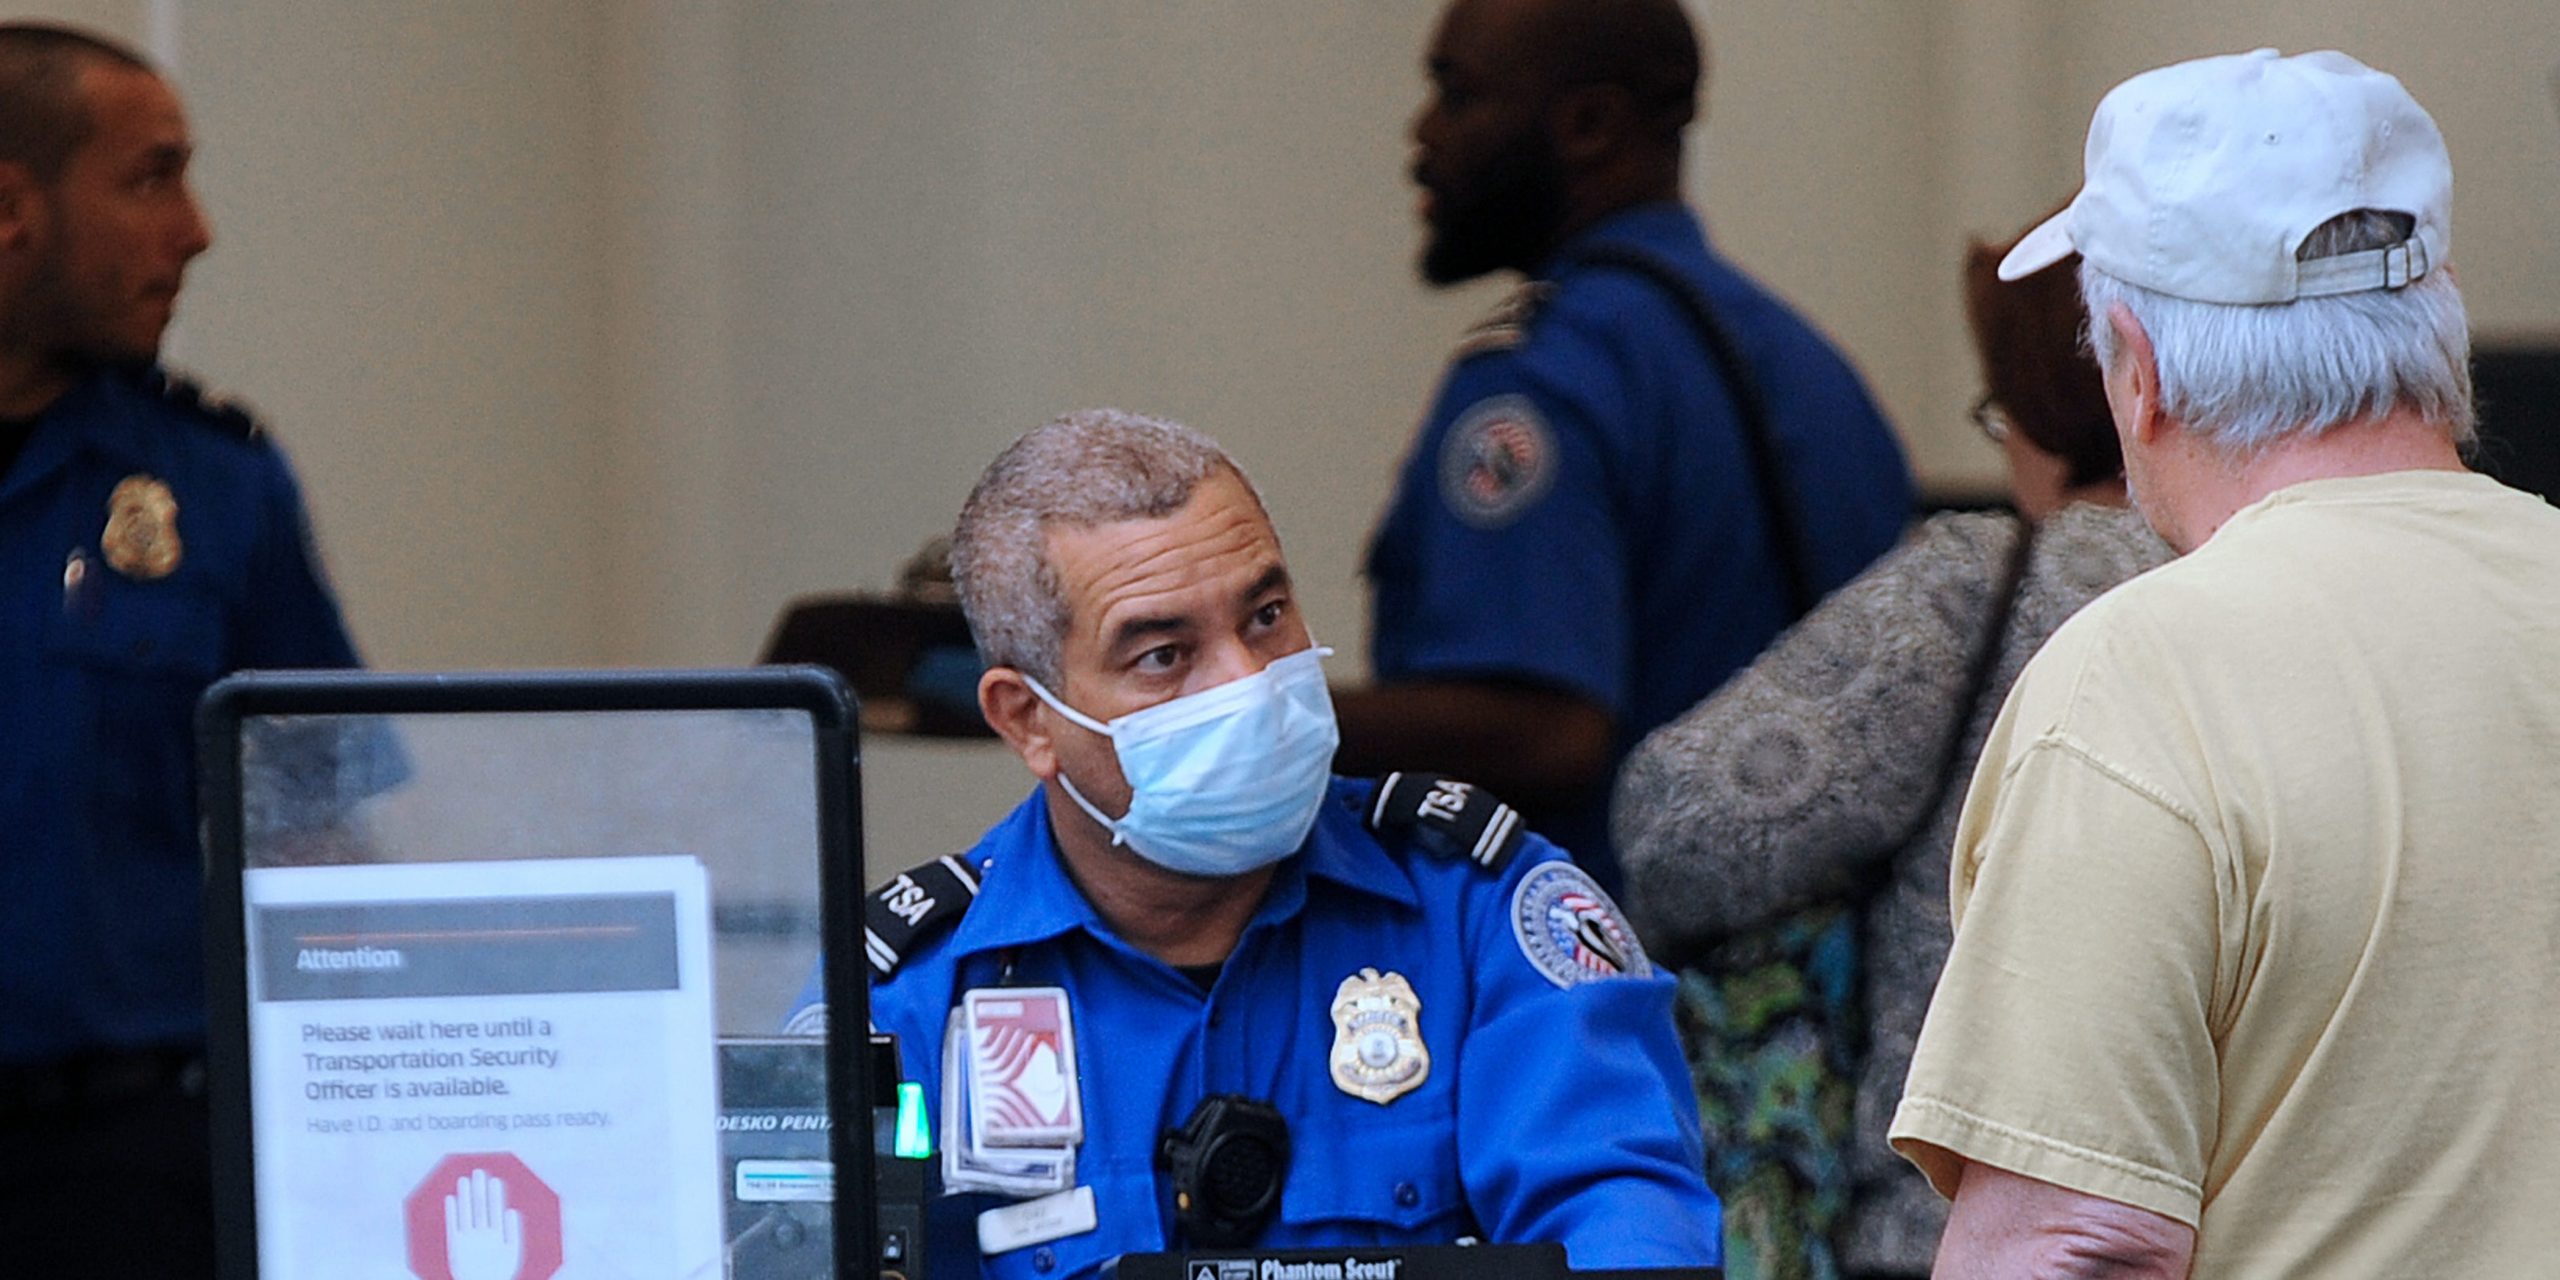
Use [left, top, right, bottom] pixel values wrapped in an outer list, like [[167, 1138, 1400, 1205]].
[[1887, 49, 2560, 1278]]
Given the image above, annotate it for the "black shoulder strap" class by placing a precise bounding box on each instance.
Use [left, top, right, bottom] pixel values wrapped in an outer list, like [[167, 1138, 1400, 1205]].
[[1364, 772, 1525, 874], [1901, 517, 2037, 848], [865, 854, 980, 979], [1554, 242, 1819, 622]]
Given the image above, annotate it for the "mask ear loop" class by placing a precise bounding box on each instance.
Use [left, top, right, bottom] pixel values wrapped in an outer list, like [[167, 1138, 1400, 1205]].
[[1019, 671, 1113, 736], [1050, 773, 1132, 848], [1018, 672, 1133, 847]]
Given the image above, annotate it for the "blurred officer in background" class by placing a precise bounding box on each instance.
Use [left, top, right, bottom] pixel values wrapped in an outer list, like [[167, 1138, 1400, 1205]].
[[0, 23, 367, 1277], [1337, 0, 1914, 895]]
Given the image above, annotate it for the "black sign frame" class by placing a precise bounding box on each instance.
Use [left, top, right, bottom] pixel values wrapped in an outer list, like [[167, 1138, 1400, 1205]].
[[197, 666, 869, 1280]]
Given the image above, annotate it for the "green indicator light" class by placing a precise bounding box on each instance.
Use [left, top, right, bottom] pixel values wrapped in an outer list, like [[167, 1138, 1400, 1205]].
[[894, 1081, 933, 1159]]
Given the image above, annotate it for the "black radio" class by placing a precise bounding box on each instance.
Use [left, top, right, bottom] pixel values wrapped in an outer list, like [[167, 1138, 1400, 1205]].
[[1157, 1094, 1292, 1247]]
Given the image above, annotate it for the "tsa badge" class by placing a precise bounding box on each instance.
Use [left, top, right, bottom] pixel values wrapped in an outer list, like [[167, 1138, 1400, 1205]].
[[1511, 862, 1652, 989], [1329, 967, 1429, 1105], [101, 474, 181, 580]]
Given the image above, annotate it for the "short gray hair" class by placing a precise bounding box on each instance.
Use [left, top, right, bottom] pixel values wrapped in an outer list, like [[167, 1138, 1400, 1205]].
[[951, 409, 1259, 686], [2082, 209, 2475, 454]]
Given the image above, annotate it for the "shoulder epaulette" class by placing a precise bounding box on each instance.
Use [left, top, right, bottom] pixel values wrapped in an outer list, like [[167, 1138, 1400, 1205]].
[[1364, 772, 1525, 874], [866, 854, 981, 978], [1449, 281, 1554, 361], [138, 366, 263, 442]]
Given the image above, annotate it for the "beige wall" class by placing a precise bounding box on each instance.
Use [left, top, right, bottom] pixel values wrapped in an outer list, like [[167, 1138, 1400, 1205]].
[[600, 5, 1478, 676], [176, 2, 614, 671], [0, 0, 138, 44], [9, 1, 2555, 870]]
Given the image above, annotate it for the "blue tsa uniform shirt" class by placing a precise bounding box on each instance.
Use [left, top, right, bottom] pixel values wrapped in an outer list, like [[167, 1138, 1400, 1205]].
[[0, 367, 364, 1062], [1367, 201, 1912, 886], [817, 775, 1720, 1280]]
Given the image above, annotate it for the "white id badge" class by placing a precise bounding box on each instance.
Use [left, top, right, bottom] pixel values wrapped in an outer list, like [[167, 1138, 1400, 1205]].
[[963, 986, 1085, 1148], [943, 1007, 1073, 1197]]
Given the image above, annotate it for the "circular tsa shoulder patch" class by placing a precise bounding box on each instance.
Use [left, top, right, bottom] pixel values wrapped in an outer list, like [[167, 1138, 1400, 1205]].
[[1511, 861, 1652, 989], [1437, 395, 1555, 529]]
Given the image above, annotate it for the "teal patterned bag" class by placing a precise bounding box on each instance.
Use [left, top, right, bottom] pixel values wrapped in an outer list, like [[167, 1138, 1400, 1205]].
[[1677, 906, 1861, 1280]]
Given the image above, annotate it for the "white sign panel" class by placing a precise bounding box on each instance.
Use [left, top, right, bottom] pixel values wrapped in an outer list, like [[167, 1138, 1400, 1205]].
[[245, 856, 723, 1280]]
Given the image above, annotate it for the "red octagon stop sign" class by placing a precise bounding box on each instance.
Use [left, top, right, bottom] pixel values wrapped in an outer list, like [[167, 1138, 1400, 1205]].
[[404, 1152, 564, 1280]]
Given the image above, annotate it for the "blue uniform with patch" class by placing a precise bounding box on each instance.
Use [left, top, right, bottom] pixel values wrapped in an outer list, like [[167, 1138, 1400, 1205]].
[[1367, 202, 1913, 888], [0, 366, 363, 1062], [836, 777, 1719, 1279]]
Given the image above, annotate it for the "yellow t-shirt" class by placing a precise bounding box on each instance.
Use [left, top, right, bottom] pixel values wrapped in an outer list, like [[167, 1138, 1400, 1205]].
[[1891, 470, 2560, 1276]]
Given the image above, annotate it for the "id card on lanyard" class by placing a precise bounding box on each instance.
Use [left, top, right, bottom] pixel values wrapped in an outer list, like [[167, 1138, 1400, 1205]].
[[940, 986, 1083, 1199], [964, 986, 1085, 1147]]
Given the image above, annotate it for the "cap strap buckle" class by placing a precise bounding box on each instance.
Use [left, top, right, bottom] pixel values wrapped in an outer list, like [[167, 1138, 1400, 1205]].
[[2382, 239, 2422, 289], [2296, 235, 2430, 298]]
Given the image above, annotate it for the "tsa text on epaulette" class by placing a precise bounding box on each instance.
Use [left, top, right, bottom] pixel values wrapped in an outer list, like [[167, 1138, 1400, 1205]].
[[865, 854, 981, 978], [1364, 772, 1524, 873]]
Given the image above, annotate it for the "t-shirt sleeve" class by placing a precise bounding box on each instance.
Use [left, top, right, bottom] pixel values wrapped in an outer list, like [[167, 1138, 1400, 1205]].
[[1368, 351, 1630, 714], [1889, 732, 2225, 1226]]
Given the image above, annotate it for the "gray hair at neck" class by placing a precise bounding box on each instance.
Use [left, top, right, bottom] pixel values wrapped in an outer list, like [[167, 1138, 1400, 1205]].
[[2082, 208, 2475, 455]]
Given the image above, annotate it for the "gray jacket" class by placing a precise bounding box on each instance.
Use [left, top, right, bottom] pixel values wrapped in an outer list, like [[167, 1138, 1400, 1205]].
[[1613, 502, 2171, 1274]]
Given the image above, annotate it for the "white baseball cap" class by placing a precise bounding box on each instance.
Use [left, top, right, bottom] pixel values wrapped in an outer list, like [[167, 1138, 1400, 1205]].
[[2001, 48, 2451, 304]]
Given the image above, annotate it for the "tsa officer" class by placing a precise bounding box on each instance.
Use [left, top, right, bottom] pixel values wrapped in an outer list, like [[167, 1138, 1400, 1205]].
[[801, 409, 1719, 1279], [1334, 0, 1913, 893]]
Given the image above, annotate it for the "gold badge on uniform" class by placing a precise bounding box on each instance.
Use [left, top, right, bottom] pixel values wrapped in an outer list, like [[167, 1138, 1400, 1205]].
[[102, 474, 181, 580], [1329, 967, 1429, 1105]]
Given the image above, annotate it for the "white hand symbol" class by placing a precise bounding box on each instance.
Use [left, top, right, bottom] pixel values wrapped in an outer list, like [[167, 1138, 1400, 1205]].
[[444, 1167, 524, 1280]]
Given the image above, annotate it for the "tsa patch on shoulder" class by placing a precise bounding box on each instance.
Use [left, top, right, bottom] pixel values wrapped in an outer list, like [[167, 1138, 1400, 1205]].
[[1511, 861, 1652, 988], [1437, 395, 1556, 529]]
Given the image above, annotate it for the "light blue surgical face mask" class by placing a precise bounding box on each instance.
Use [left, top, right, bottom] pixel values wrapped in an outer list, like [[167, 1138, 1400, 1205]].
[[1022, 645, 1340, 878]]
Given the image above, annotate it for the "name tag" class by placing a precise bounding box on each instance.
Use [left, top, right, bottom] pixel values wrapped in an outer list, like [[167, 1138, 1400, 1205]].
[[977, 1185, 1097, 1255]]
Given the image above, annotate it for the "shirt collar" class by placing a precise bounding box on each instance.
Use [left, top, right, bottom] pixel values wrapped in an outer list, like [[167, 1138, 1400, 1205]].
[[938, 790, 1092, 959], [940, 779, 1422, 962], [1540, 200, 1708, 276], [0, 370, 143, 504], [2209, 468, 2507, 546], [1298, 779, 1422, 911]]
